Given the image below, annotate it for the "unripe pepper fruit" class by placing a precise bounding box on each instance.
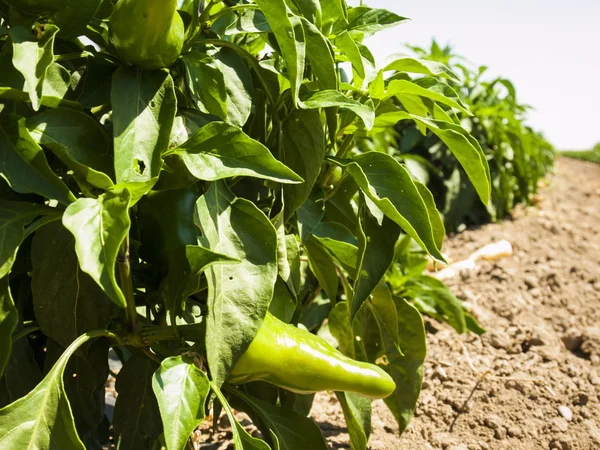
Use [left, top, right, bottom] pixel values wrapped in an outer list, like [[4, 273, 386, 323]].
[[229, 312, 396, 400], [109, 0, 184, 70]]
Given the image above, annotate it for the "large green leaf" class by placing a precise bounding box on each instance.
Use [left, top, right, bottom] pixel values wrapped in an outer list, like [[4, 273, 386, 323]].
[[112, 67, 176, 187], [301, 90, 374, 130], [300, 18, 337, 90], [0, 277, 18, 378], [372, 109, 491, 204], [195, 182, 278, 386], [335, 31, 365, 81], [384, 79, 471, 116], [113, 355, 162, 450], [254, 0, 305, 106], [26, 107, 114, 190], [384, 292, 426, 434], [335, 392, 371, 450], [183, 51, 228, 122], [0, 199, 54, 279], [227, 387, 328, 450], [281, 109, 326, 220], [169, 122, 302, 184], [10, 25, 59, 111], [351, 202, 401, 322], [0, 330, 109, 450], [52, 0, 103, 39], [31, 222, 114, 349], [383, 56, 460, 83], [62, 189, 132, 308], [0, 115, 75, 205], [311, 221, 358, 276], [335, 152, 445, 261], [304, 235, 338, 302], [333, 6, 407, 35], [152, 355, 210, 450]]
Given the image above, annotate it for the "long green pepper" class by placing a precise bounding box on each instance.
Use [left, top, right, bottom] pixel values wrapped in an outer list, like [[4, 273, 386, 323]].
[[229, 312, 396, 399]]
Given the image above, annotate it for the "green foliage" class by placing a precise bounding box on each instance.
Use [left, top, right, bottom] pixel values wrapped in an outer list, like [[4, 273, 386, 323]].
[[394, 40, 555, 231], [560, 146, 600, 164], [0, 3, 492, 449]]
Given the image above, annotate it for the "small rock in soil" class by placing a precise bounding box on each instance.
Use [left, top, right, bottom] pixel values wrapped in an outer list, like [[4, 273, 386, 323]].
[[489, 331, 511, 349], [558, 405, 573, 421]]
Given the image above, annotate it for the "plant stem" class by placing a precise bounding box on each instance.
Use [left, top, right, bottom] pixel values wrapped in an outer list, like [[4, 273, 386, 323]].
[[141, 323, 206, 344], [11, 325, 40, 343], [209, 4, 259, 21], [320, 134, 354, 188], [117, 236, 137, 332]]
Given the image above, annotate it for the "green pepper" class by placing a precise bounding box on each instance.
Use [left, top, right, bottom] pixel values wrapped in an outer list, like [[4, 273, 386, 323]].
[[108, 0, 184, 70], [3, 0, 69, 14], [228, 312, 396, 399]]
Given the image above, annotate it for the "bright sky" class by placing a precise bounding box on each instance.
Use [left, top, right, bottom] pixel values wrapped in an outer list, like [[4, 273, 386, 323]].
[[348, 0, 600, 150]]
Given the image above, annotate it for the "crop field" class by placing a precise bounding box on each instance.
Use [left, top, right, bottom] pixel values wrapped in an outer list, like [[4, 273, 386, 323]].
[[0, 1, 598, 450]]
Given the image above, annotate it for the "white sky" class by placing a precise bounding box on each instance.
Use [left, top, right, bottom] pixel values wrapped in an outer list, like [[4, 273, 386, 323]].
[[348, 0, 600, 150]]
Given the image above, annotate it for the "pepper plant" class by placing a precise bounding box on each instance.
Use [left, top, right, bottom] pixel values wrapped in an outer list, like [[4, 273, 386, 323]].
[[396, 40, 554, 231], [0, 1, 491, 449]]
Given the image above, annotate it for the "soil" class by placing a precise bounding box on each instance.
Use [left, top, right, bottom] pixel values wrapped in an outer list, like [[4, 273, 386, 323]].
[[109, 157, 600, 450]]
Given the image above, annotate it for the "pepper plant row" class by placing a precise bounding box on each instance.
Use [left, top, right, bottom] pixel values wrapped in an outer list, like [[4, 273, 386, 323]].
[[0, 1, 490, 449], [394, 40, 555, 231]]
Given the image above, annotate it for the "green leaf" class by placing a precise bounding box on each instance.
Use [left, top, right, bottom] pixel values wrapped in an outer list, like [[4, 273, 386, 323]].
[[412, 116, 491, 205], [334, 6, 408, 34], [43, 338, 109, 441], [31, 222, 114, 350], [152, 355, 210, 450], [335, 392, 371, 450], [62, 189, 132, 308], [383, 57, 460, 83], [213, 47, 254, 127], [170, 122, 302, 184], [407, 275, 466, 334], [211, 382, 272, 450], [195, 182, 278, 386], [384, 79, 471, 116], [0, 115, 75, 205], [282, 109, 326, 220], [227, 387, 328, 450], [52, 0, 103, 40], [0, 277, 18, 378], [254, 0, 305, 107], [0, 199, 54, 279], [26, 107, 114, 190], [113, 355, 162, 450], [0, 45, 71, 108], [1, 325, 42, 405], [301, 90, 374, 130], [0, 330, 109, 450], [414, 180, 445, 250], [183, 51, 228, 122], [112, 67, 176, 187], [384, 293, 426, 434], [10, 25, 59, 111], [305, 235, 338, 302], [225, 9, 271, 35], [351, 203, 401, 322], [335, 152, 445, 261], [335, 31, 365, 81], [300, 18, 337, 90], [311, 221, 358, 276]]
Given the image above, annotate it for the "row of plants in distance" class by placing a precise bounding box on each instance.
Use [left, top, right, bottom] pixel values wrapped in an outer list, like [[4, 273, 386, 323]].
[[560, 143, 600, 164], [378, 40, 555, 232], [1, 2, 486, 450]]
